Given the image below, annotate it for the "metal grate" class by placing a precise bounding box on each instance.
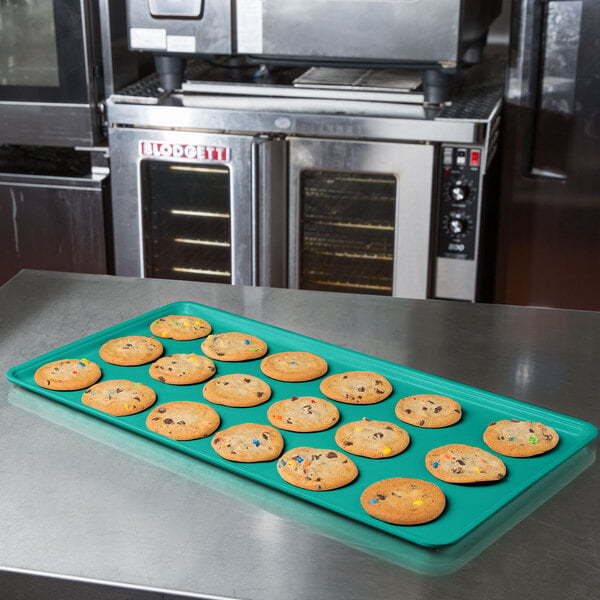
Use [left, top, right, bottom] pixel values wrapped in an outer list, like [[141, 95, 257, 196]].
[[293, 67, 421, 93]]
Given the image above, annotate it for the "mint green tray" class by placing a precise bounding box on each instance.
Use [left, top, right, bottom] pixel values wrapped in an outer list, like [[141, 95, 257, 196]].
[[6, 301, 598, 548]]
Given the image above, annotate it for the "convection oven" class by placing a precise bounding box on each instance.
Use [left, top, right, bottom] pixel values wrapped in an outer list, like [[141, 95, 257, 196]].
[[107, 52, 503, 301]]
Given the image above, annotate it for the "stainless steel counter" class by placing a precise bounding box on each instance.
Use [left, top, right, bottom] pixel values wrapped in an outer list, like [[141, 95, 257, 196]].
[[1, 270, 598, 600]]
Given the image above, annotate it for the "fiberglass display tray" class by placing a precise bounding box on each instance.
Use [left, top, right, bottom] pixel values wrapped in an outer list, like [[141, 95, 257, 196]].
[[6, 301, 598, 548]]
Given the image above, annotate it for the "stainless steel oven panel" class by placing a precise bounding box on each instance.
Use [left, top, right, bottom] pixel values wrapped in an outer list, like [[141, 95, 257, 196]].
[[435, 256, 478, 301], [108, 127, 258, 284], [0, 103, 100, 148], [127, 1, 233, 54], [237, 0, 501, 63], [288, 137, 435, 299], [254, 137, 288, 288]]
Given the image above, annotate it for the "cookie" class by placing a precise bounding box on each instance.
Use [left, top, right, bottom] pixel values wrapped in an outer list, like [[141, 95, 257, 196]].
[[483, 419, 560, 457], [201, 332, 268, 362], [202, 373, 272, 407], [82, 380, 156, 416], [34, 358, 101, 391], [425, 443, 506, 484], [99, 336, 163, 366], [149, 353, 216, 385], [150, 315, 212, 340], [319, 371, 392, 405], [260, 352, 328, 382], [395, 394, 462, 428], [146, 401, 220, 440], [276, 447, 358, 491], [360, 478, 446, 525], [335, 418, 410, 459], [267, 396, 340, 432], [211, 423, 284, 462]]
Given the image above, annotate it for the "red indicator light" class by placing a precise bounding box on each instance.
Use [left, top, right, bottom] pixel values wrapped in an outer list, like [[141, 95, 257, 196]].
[[470, 150, 481, 167]]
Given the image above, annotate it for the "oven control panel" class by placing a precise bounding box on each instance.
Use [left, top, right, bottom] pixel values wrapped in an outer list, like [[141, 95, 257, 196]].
[[437, 146, 482, 261]]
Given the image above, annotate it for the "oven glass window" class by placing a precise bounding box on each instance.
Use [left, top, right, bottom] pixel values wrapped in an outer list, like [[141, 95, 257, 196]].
[[299, 170, 396, 295], [0, 0, 87, 102], [142, 161, 232, 283], [0, 0, 59, 87]]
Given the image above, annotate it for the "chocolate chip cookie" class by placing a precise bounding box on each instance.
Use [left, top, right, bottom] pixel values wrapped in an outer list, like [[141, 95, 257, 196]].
[[319, 371, 392, 405], [146, 401, 220, 440]]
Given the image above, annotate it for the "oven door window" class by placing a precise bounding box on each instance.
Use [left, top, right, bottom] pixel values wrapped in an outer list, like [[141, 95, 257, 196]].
[[0, 0, 88, 102], [299, 170, 397, 295], [142, 161, 232, 284]]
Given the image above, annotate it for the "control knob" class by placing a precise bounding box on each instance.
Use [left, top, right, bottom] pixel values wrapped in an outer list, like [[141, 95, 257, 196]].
[[448, 215, 468, 234], [449, 180, 469, 203]]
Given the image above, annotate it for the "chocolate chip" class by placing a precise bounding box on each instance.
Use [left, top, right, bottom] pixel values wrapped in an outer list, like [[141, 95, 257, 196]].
[[158, 407, 166, 413], [163, 418, 174, 424], [326, 451, 338, 458]]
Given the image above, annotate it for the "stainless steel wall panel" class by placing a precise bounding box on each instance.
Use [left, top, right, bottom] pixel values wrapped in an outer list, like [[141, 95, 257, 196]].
[[0, 174, 109, 286]]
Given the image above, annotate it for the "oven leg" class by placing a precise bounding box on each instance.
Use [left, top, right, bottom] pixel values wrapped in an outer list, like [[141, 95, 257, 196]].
[[422, 69, 453, 105], [154, 54, 186, 92]]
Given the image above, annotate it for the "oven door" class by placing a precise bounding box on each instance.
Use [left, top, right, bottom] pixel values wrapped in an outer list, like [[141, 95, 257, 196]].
[[0, 0, 111, 146], [109, 127, 285, 287], [288, 137, 435, 299]]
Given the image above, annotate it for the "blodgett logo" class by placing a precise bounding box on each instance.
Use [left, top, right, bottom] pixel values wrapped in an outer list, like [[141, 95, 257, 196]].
[[139, 141, 230, 161]]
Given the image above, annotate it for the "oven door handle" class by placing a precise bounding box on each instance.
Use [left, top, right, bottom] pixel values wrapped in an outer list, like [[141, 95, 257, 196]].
[[252, 136, 288, 288]]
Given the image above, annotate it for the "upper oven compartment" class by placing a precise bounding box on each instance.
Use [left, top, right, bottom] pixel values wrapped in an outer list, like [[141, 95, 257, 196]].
[[237, 0, 502, 65], [126, 0, 502, 100], [127, 1, 501, 64]]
